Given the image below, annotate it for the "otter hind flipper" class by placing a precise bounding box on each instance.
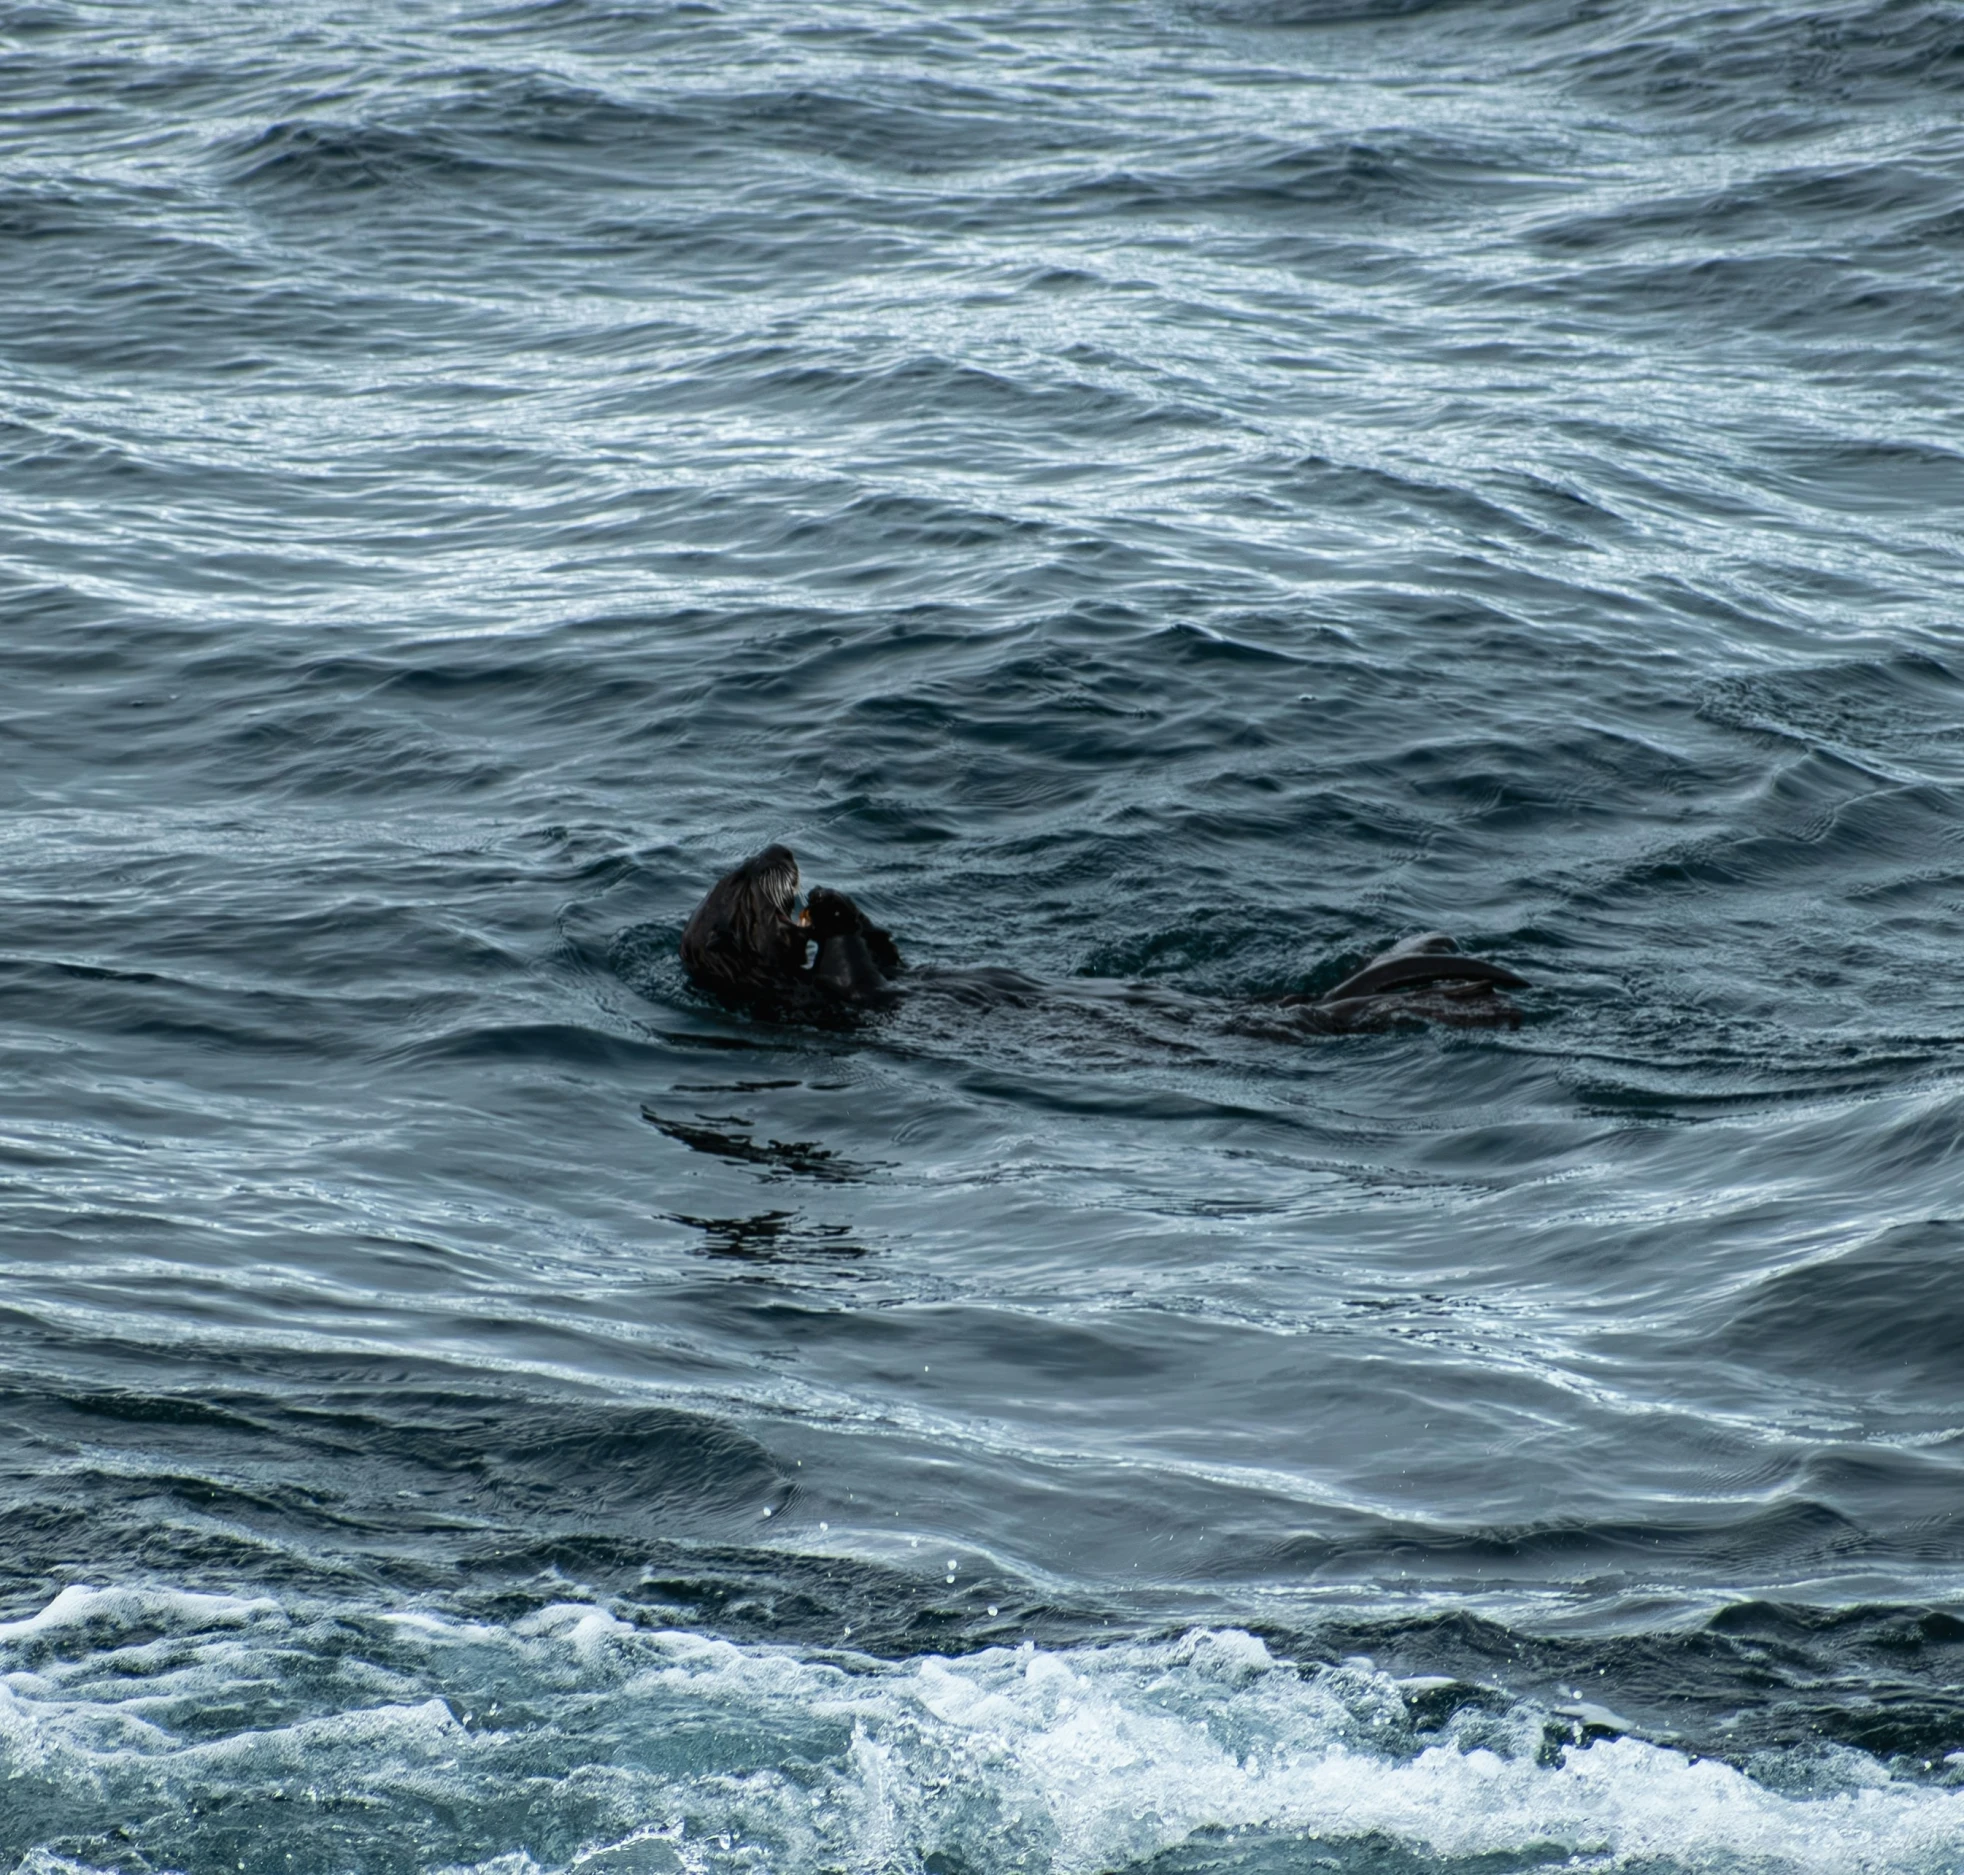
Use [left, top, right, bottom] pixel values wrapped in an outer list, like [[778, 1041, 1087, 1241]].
[[1276, 930, 1530, 1029], [1317, 932, 1529, 1004]]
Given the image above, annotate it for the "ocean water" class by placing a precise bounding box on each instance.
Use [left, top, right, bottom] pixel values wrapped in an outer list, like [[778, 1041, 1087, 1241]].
[[5, 0, 1964, 1869]]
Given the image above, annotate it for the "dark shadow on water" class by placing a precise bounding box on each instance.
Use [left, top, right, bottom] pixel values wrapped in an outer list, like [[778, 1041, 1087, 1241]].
[[671, 1209, 871, 1263], [641, 1106, 883, 1182]]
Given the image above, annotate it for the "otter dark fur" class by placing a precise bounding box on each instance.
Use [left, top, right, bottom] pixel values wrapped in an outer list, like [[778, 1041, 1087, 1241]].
[[679, 847, 902, 1013], [805, 885, 901, 1001], [1280, 931, 1528, 1031], [678, 845, 1527, 1030], [678, 844, 810, 1006]]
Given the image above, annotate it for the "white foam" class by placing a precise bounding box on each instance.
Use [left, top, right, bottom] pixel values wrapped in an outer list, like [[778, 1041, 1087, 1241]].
[[3, 1590, 1962, 1874], [680, 1626, 1964, 1875], [0, 1583, 281, 1642]]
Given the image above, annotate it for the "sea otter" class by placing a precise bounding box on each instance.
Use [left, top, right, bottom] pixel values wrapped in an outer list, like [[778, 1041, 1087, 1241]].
[[678, 845, 902, 1017], [678, 844, 1528, 1029]]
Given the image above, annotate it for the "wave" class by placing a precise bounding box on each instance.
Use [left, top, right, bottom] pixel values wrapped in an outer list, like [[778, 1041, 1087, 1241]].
[[3, 1596, 1963, 1874], [1547, 0, 1964, 123], [1710, 1218, 1964, 1399]]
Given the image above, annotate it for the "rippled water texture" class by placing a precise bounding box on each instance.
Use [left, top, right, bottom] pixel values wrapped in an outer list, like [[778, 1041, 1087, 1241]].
[[5, 0, 1964, 1869]]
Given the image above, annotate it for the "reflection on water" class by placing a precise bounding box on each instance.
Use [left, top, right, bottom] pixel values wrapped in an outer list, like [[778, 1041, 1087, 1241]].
[[673, 1210, 872, 1264]]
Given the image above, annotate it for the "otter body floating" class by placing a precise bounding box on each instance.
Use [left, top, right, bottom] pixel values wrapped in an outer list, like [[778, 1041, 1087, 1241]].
[[678, 845, 1529, 1030]]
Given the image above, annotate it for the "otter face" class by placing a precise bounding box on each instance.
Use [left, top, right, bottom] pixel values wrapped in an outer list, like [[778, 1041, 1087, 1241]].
[[679, 843, 810, 1003], [801, 886, 861, 941]]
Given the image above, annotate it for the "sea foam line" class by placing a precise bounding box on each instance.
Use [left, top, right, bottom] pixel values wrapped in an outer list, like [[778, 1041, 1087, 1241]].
[[3, 1588, 1961, 1873]]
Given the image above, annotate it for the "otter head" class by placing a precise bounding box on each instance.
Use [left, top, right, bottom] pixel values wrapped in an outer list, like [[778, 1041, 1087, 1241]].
[[802, 886, 863, 942], [679, 842, 809, 1003], [741, 843, 801, 921], [804, 885, 898, 1001]]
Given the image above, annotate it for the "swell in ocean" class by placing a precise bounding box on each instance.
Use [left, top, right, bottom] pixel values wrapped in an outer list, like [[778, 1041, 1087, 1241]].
[[5, 0, 1964, 1869]]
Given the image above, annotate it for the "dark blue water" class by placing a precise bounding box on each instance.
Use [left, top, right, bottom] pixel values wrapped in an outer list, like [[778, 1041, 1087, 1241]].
[[6, 0, 1964, 1868]]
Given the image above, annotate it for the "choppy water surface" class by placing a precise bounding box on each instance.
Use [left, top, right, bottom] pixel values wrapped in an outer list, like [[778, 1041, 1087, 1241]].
[[5, 0, 1964, 1868]]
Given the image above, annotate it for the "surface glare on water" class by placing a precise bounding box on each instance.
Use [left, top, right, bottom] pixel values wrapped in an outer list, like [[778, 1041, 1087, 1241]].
[[4, 0, 1964, 1869]]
